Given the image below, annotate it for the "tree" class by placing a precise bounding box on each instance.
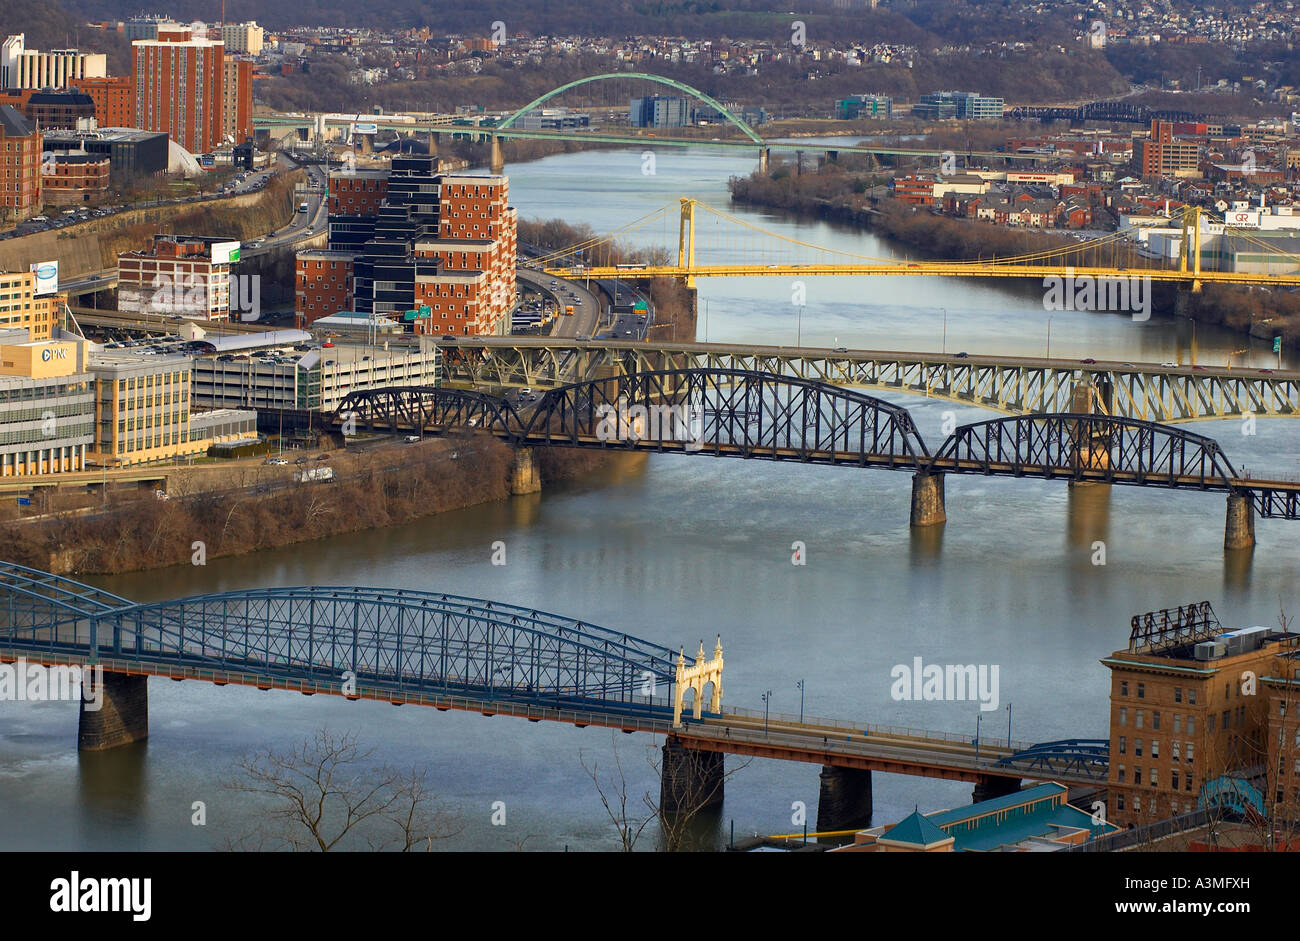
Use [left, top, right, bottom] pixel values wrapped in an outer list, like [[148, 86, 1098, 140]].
[[579, 735, 657, 852], [225, 728, 461, 851], [582, 733, 752, 852]]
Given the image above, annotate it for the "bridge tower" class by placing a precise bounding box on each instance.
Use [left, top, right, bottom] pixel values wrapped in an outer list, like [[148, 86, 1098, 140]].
[[758, 147, 770, 174], [677, 198, 698, 289], [1179, 206, 1203, 293], [673, 637, 723, 727]]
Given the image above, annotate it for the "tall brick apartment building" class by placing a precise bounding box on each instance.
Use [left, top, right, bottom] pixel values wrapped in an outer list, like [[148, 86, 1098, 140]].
[[296, 157, 517, 336], [0, 105, 41, 223]]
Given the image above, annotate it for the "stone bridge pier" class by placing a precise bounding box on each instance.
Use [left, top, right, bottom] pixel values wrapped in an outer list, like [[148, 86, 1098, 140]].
[[1225, 493, 1255, 550], [816, 766, 873, 832], [509, 447, 541, 494], [972, 773, 1021, 804], [660, 737, 724, 815], [78, 670, 149, 751], [910, 471, 946, 527]]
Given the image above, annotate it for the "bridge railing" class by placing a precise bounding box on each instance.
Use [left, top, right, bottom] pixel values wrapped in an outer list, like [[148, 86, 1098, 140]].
[[721, 705, 1037, 752]]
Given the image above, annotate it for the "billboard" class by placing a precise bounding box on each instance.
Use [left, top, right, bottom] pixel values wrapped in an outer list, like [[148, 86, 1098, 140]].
[[30, 261, 58, 296], [211, 241, 241, 265]]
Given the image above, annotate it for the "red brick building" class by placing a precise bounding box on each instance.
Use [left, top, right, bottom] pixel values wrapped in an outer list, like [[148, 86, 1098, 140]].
[[296, 250, 357, 326], [1134, 120, 1200, 179], [72, 75, 136, 128], [41, 152, 110, 204], [0, 105, 42, 223], [328, 170, 388, 216], [118, 234, 238, 320], [132, 30, 226, 154], [221, 57, 254, 145], [893, 174, 936, 206]]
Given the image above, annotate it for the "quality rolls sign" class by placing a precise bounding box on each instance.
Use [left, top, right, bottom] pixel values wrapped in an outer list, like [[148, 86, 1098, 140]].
[[30, 261, 58, 296]]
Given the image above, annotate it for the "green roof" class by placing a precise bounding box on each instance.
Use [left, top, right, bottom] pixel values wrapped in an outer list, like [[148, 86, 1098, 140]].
[[882, 810, 952, 847]]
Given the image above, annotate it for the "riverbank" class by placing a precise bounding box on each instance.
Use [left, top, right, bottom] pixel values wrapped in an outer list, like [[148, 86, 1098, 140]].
[[5, 437, 637, 576], [729, 163, 1300, 348]]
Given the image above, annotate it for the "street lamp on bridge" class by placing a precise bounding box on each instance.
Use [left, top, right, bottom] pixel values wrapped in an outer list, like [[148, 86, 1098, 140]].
[[796, 679, 805, 724], [761, 689, 773, 737]]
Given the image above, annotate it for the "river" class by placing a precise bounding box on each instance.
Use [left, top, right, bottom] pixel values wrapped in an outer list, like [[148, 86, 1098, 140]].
[[2, 146, 1297, 851]]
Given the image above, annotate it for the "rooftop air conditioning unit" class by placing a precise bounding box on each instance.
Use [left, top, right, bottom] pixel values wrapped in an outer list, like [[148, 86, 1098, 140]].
[[1194, 641, 1226, 661]]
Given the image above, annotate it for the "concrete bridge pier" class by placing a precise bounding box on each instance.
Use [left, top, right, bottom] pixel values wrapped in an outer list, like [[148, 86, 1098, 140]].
[[909, 472, 946, 527], [509, 447, 541, 495], [758, 147, 770, 174], [816, 765, 872, 832], [426, 130, 438, 158], [660, 737, 724, 815], [78, 671, 148, 751], [972, 774, 1021, 804], [489, 135, 505, 174], [1225, 493, 1255, 551]]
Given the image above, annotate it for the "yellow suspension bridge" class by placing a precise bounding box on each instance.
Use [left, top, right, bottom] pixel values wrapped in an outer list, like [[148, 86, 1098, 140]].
[[535, 200, 1300, 290]]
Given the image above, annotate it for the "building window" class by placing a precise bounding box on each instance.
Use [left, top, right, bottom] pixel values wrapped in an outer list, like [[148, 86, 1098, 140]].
[[1186, 716, 1194, 735], [1118, 736, 1126, 755], [1121, 681, 1129, 697], [1188, 688, 1196, 705], [1116, 793, 1125, 812], [1186, 743, 1194, 765], [1153, 712, 1161, 731], [1135, 739, 1143, 757], [1117, 765, 1126, 783], [1172, 771, 1180, 792], [1151, 739, 1159, 759], [1137, 683, 1145, 699], [1172, 740, 1180, 762], [1174, 687, 1182, 703], [1136, 710, 1144, 729], [1209, 715, 1216, 733]]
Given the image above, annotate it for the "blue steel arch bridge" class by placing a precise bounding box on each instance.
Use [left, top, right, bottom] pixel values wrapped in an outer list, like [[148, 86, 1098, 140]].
[[0, 560, 1108, 795]]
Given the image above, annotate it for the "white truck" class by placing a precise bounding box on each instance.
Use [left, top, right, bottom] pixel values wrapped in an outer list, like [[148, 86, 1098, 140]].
[[294, 466, 336, 483]]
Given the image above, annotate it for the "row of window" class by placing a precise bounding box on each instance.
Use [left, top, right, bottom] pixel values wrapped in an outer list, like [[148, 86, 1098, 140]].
[[1116, 766, 1195, 790], [1114, 794, 1200, 816], [1119, 681, 1199, 705], [1118, 737, 1195, 763]]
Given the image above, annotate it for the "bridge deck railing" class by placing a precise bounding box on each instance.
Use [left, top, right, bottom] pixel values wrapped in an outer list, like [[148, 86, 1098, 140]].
[[721, 705, 1037, 752]]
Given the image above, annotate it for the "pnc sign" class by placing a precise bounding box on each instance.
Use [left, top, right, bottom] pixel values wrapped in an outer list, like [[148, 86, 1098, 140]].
[[41, 347, 68, 362]]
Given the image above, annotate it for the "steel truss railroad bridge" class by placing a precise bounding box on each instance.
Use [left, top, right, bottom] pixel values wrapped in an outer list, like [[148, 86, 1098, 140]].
[[332, 367, 1300, 527]]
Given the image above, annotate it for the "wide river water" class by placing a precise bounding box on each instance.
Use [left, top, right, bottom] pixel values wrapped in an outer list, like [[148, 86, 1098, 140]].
[[2, 146, 1297, 851]]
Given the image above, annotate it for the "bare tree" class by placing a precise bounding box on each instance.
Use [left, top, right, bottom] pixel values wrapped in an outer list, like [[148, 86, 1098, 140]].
[[579, 735, 657, 852], [225, 728, 460, 851]]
